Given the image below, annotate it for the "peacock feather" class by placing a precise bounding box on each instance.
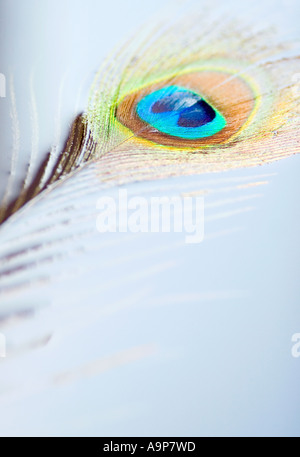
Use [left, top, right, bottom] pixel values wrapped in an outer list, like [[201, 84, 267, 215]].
[[0, 0, 299, 223], [0, 0, 299, 437]]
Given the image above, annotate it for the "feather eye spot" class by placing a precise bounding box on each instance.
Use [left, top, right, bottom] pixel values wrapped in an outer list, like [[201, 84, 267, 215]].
[[116, 71, 256, 148]]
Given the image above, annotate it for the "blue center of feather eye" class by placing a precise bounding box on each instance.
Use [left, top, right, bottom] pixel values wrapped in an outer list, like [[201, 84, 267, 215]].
[[136, 85, 226, 140]]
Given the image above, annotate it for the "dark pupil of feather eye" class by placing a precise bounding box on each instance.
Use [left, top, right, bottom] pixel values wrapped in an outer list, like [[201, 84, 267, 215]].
[[151, 92, 216, 127], [135, 85, 226, 140]]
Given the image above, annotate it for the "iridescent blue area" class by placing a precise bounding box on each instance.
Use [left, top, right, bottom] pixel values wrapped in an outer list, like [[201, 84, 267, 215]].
[[136, 85, 226, 139]]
